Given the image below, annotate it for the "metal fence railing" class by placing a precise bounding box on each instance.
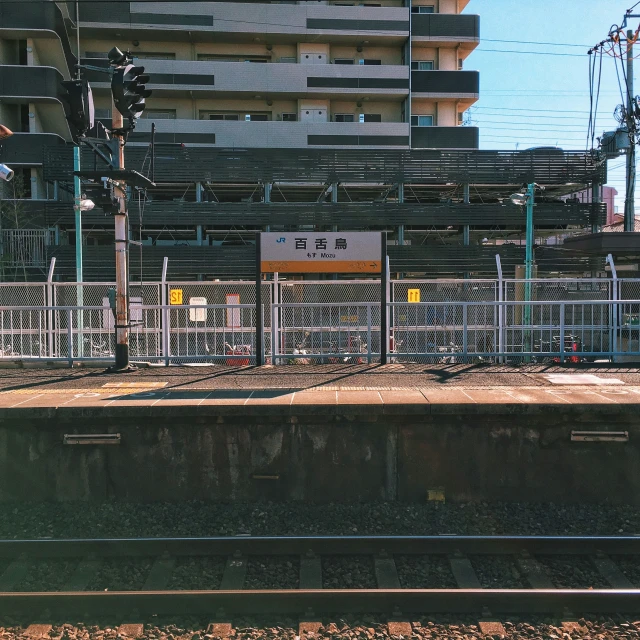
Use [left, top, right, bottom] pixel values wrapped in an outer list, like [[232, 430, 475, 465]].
[[1, 276, 639, 365], [1, 298, 638, 365]]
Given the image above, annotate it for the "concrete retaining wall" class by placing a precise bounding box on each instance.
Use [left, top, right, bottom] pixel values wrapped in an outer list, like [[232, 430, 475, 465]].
[[0, 404, 637, 503]]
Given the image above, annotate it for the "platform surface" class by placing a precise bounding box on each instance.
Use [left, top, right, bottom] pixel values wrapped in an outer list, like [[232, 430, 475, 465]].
[[0, 363, 639, 415]]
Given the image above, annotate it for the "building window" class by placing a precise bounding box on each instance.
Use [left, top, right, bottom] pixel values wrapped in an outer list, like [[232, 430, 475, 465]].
[[334, 58, 355, 64], [201, 113, 239, 120], [359, 59, 382, 65], [279, 57, 297, 63], [411, 5, 435, 12], [197, 54, 269, 63], [411, 61, 435, 70], [359, 113, 382, 123], [335, 114, 355, 122], [141, 109, 177, 119], [282, 113, 297, 121], [410, 115, 434, 126], [132, 52, 176, 60], [245, 114, 269, 121]]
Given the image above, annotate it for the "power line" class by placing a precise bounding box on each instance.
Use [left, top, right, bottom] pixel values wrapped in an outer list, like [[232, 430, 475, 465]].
[[476, 48, 585, 58], [482, 38, 591, 48], [472, 106, 595, 114]]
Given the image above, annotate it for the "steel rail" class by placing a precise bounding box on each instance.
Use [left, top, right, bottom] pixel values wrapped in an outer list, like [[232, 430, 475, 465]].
[[0, 535, 639, 558], [2, 589, 640, 616], [2, 536, 640, 616]]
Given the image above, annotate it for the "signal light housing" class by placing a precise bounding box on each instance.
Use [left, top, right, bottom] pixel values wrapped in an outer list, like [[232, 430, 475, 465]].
[[81, 180, 119, 215], [111, 63, 152, 127], [60, 78, 95, 141]]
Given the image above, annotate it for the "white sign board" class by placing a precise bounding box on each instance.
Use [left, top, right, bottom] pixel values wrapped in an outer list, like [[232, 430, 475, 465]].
[[103, 296, 142, 329], [189, 296, 207, 322], [225, 294, 241, 328], [260, 232, 382, 273]]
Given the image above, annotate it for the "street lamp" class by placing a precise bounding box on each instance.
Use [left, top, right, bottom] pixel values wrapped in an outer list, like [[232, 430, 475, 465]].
[[510, 183, 539, 358]]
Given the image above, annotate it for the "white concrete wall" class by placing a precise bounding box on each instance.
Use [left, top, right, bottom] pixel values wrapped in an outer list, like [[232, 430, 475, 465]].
[[134, 118, 410, 148]]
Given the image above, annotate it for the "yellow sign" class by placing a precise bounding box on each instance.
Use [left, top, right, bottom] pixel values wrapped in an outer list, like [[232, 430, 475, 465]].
[[408, 289, 421, 303], [169, 289, 183, 305]]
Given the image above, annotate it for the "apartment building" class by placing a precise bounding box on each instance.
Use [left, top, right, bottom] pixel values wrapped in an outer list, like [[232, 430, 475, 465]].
[[0, 1, 608, 280], [77, 0, 480, 150]]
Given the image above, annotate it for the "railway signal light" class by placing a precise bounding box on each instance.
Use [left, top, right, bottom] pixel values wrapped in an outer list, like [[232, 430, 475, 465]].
[[110, 51, 152, 127], [60, 78, 95, 140]]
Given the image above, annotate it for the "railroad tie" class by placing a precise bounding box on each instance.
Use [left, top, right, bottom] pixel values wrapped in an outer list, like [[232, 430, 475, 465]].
[[63, 556, 102, 591], [448, 552, 507, 638], [298, 552, 322, 637], [591, 552, 635, 588], [515, 551, 554, 590], [448, 552, 482, 589], [142, 553, 176, 590], [0, 554, 30, 590], [23, 625, 53, 639], [220, 551, 247, 590], [374, 553, 412, 638]]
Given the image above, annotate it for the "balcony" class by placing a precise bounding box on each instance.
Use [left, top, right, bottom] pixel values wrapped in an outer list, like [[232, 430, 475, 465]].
[[87, 60, 409, 99], [0, 133, 67, 165], [411, 70, 479, 98], [411, 126, 479, 149], [0, 2, 76, 77], [130, 119, 410, 148], [80, 2, 409, 43], [411, 13, 480, 50], [0, 66, 71, 139]]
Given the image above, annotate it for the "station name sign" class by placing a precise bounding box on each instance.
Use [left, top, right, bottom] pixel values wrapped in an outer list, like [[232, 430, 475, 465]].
[[260, 232, 382, 274]]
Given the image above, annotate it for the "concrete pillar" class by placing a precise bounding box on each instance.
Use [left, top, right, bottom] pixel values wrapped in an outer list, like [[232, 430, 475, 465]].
[[592, 180, 602, 233], [196, 225, 203, 246], [195, 182, 202, 203], [331, 182, 338, 204], [264, 182, 272, 204]]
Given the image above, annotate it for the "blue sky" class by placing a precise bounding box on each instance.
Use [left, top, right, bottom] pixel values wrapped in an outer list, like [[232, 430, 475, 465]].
[[467, 0, 636, 212]]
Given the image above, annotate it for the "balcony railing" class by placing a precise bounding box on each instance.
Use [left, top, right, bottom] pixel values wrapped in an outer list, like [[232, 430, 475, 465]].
[[411, 70, 479, 95], [85, 59, 409, 96], [79, 1, 410, 37], [411, 126, 479, 149], [411, 14, 480, 40]]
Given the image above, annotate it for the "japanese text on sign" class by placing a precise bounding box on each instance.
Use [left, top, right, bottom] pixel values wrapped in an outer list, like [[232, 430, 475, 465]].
[[261, 232, 381, 274]]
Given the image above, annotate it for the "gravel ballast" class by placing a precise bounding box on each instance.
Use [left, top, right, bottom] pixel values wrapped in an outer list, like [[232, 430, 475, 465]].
[[1, 501, 639, 539], [2, 616, 640, 640]]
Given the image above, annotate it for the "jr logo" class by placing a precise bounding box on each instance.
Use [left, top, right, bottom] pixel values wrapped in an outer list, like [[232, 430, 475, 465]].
[[276, 237, 286, 243]]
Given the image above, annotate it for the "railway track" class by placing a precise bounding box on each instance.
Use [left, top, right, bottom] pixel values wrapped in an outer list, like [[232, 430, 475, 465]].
[[1, 535, 639, 616]]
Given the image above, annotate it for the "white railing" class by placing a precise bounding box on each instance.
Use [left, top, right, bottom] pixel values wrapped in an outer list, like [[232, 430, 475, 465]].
[[0, 298, 638, 365]]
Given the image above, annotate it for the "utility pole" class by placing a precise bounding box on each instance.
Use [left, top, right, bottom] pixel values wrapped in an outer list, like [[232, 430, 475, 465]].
[[625, 30, 636, 232], [111, 106, 131, 371]]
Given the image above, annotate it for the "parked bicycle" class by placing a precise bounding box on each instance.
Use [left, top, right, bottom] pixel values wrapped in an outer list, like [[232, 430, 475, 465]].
[[224, 341, 252, 365], [533, 334, 597, 364], [437, 342, 463, 364]]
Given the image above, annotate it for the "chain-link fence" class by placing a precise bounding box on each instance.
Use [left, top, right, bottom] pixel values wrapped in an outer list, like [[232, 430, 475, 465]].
[[1, 278, 639, 364]]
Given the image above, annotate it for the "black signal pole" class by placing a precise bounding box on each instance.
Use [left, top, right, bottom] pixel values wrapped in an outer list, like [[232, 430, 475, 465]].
[[111, 106, 131, 371]]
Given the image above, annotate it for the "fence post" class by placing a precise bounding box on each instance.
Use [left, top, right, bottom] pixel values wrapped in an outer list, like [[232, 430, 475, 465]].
[[46, 258, 56, 358], [462, 303, 468, 361], [161, 257, 169, 366], [559, 303, 565, 364], [606, 254, 618, 361], [271, 272, 279, 365], [367, 304, 372, 364], [67, 308, 73, 367], [496, 255, 505, 363]]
